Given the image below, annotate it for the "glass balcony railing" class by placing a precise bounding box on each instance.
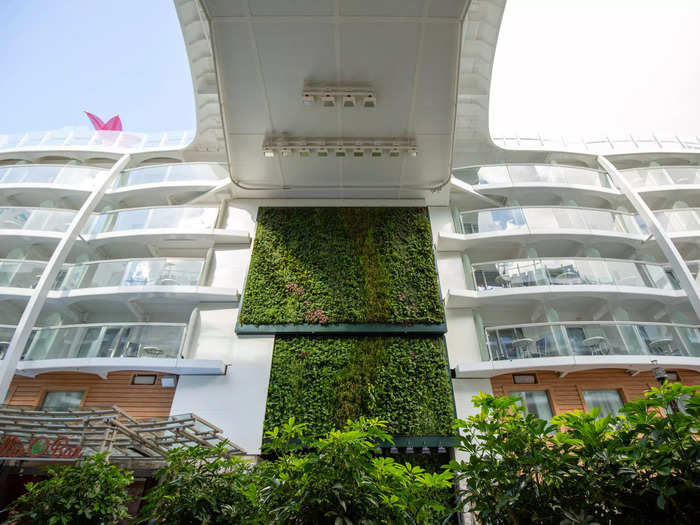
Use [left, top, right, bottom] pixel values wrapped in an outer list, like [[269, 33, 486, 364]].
[[0, 259, 46, 289], [485, 322, 700, 361], [654, 208, 700, 233], [0, 207, 76, 232], [0, 325, 15, 359], [54, 258, 205, 290], [0, 165, 103, 188], [23, 323, 186, 361], [687, 261, 700, 279], [114, 163, 226, 189], [621, 166, 700, 187], [457, 206, 644, 237], [453, 164, 613, 189], [472, 258, 678, 291], [83, 206, 219, 235]]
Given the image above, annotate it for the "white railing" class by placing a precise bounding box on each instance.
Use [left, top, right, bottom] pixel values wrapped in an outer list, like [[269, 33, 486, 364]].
[[83, 206, 219, 235], [114, 162, 227, 189], [0, 259, 46, 289], [0, 129, 193, 152], [0, 164, 104, 189], [620, 166, 700, 187], [453, 164, 614, 190], [0, 207, 76, 233]]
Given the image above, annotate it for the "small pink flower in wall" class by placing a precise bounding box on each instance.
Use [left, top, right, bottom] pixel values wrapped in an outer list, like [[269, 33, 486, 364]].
[[84, 111, 123, 131]]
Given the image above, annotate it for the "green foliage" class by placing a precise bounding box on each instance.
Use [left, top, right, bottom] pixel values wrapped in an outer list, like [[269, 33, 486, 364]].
[[264, 336, 454, 436], [451, 383, 700, 525], [2, 453, 133, 525], [136, 418, 455, 525], [260, 417, 455, 524], [137, 442, 260, 524], [239, 207, 443, 325]]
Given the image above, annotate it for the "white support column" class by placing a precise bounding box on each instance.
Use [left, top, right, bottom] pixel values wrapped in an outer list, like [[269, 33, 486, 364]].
[[0, 154, 131, 402], [597, 155, 700, 319]]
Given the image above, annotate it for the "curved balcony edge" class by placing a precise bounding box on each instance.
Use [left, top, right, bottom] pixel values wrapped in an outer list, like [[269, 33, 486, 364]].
[[45, 285, 240, 303], [449, 176, 622, 198], [445, 286, 687, 308], [80, 228, 251, 246], [437, 230, 646, 252], [14, 357, 226, 378], [454, 355, 700, 379]]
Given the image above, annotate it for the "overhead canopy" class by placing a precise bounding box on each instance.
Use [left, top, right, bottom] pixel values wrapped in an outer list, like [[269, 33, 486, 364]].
[[198, 0, 469, 197]]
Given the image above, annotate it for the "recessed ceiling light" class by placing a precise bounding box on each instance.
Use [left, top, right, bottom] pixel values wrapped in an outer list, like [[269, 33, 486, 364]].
[[343, 94, 356, 108], [363, 93, 376, 108], [302, 93, 315, 106], [353, 147, 364, 157], [389, 148, 401, 158], [408, 147, 418, 157], [299, 147, 311, 157], [317, 147, 329, 157], [263, 148, 275, 158], [335, 147, 346, 157], [371, 148, 382, 158], [322, 93, 336, 107]]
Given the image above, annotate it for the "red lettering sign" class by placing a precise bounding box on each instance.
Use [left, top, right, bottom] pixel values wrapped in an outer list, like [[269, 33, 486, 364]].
[[0, 435, 82, 460]]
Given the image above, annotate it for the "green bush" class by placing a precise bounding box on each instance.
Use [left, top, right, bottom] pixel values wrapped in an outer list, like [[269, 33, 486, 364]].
[[137, 442, 260, 524], [452, 383, 700, 525], [264, 336, 455, 436], [2, 453, 133, 525], [239, 207, 443, 325]]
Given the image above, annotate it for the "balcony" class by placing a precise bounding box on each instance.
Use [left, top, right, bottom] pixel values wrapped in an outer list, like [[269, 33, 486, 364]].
[[0, 164, 103, 189], [654, 208, 700, 235], [12, 322, 224, 376], [81, 205, 250, 247], [446, 257, 684, 308], [453, 164, 614, 190], [621, 166, 700, 188], [454, 321, 700, 378], [113, 163, 226, 189], [438, 206, 645, 251], [0, 207, 75, 233], [0, 259, 45, 289]]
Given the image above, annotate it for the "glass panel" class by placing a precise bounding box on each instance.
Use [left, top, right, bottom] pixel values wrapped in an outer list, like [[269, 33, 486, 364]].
[[675, 327, 700, 357], [0, 261, 44, 288], [462, 208, 527, 234], [582, 390, 623, 418], [511, 391, 553, 419], [41, 391, 84, 410], [637, 324, 687, 356], [111, 209, 150, 231], [606, 260, 645, 287]]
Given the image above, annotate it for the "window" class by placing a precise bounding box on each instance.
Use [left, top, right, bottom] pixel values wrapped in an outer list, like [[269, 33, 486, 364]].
[[41, 391, 84, 411], [582, 389, 623, 418], [511, 390, 553, 420], [132, 374, 157, 385]]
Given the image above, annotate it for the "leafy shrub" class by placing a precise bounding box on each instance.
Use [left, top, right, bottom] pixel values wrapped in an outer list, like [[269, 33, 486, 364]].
[[452, 383, 700, 525], [137, 442, 260, 524], [2, 453, 133, 525], [264, 336, 455, 436], [239, 207, 443, 325], [260, 417, 455, 524]]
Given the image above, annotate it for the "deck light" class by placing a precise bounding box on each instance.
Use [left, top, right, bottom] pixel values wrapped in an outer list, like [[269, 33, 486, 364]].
[[342, 94, 356, 108], [321, 93, 336, 107], [363, 93, 376, 108], [335, 147, 346, 157], [421, 447, 430, 455], [389, 147, 401, 158], [263, 148, 275, 158], [302, 93, 315, 106], [405, 446, 414, 454], [353, 147, 364, 158], [317, 147, 329, 157], [371, 148, 382, 158], [437, 446, 447, 454], [389, 446, 398, 454], [299, 147, 311, 157]]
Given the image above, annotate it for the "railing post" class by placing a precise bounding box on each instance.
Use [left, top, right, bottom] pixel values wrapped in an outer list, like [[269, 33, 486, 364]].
[[598, 155, 700, 320], [0, 154, 132, 402]]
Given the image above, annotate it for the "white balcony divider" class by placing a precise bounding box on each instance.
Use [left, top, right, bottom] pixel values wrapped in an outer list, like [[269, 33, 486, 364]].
[[0, 207, 76, 232], [54, 258, 205, 290], [485, 321, 700, 361], [471, 257, 678, 291]]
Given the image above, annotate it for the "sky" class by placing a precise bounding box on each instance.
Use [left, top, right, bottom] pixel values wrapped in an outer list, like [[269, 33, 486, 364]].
[[490, 0, 700, 138], [0, 0, 195, 134], [1, 1, 699, 139]]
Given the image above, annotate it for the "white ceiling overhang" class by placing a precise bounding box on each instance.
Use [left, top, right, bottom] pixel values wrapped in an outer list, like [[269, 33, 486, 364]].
[[199, 0, 470, 196]]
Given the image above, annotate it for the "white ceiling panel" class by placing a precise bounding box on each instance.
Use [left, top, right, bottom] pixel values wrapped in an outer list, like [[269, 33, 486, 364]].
[[204, 0, 248, 17], [340, 0, 425, 17], [250, 0, 335, 16], [428, 0, 467, 18]]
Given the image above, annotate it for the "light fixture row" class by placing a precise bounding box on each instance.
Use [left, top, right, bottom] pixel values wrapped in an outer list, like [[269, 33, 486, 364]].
[[302, 86, 376, 108], [263, 138, 417, 158]]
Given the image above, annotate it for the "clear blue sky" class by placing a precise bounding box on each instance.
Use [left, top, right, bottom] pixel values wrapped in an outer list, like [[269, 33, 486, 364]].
[[0, 0, 195, 134]]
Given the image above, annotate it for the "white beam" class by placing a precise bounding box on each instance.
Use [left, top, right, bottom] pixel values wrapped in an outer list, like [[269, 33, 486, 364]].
[[597, 155, 700, 319], [0, 154, 132, 402]]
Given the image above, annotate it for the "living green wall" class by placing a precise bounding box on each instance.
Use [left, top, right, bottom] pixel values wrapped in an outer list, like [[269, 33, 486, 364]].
[[264, 336, 454, 436], [239, 207, 443, 326]]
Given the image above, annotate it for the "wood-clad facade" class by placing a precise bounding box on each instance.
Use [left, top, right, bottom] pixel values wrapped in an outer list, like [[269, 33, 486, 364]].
[[6, 371, 177, 419], [491, 368, 700, 414]]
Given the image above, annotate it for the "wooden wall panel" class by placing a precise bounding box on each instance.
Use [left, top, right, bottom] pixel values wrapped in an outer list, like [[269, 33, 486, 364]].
[[7, 371, 176, 419], [491, 368, 700, 414]]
